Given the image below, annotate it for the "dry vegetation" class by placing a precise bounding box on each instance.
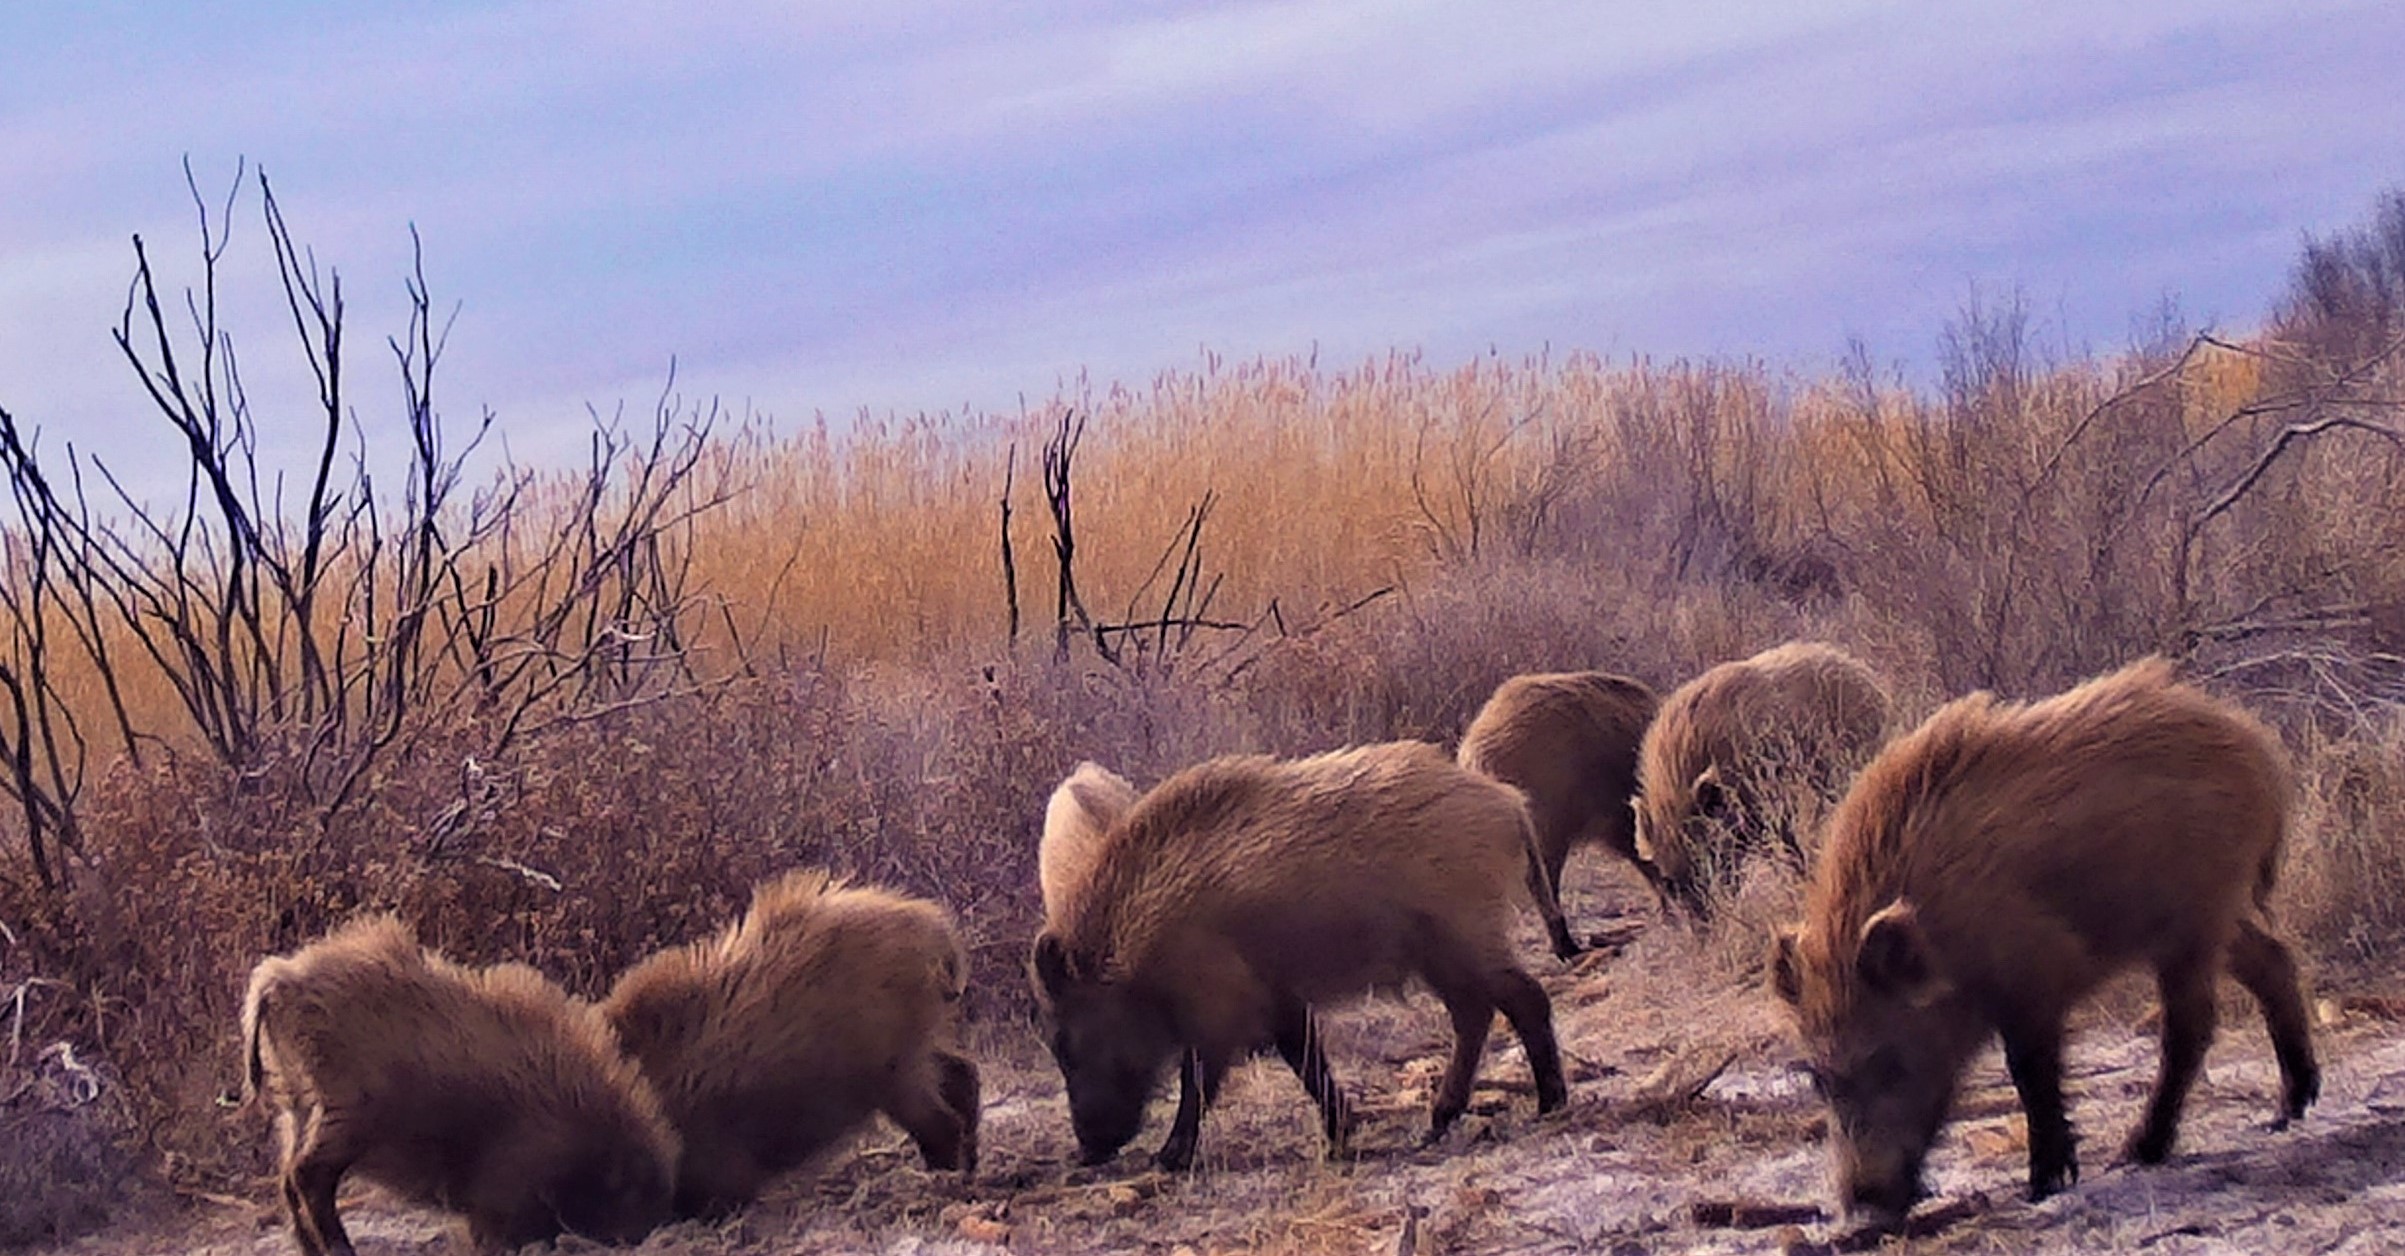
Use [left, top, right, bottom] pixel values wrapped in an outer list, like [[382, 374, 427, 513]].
[[3, 176, 2405, 1250]]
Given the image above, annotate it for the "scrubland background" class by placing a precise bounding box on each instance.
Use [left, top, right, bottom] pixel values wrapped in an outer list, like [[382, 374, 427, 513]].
[[1, 184, 2402, 1245]]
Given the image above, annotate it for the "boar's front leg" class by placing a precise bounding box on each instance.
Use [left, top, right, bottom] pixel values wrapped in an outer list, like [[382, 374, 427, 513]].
[[1271, 993, 1355, 1158], [2000, 1015, 2077, 1199], [1155, 1047, 1227, 1172]]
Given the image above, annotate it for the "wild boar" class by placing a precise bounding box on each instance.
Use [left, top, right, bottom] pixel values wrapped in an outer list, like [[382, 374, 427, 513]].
[[1770, 657, 2319, 1222], [1030, 740, 1569, 1171], [1458, 669, 1661, 955], [241, 915, 677, 1256], [1635, 641, 1891, 914], [601, 870, 980, 1218]]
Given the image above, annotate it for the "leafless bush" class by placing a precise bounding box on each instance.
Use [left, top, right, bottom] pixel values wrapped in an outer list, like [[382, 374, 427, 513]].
[[2283, 714, 2405, 961], [2282, 189, 2405, 367], [1021, 406, 1382, 684], [0, 419, 93, 891], [1030, 409, 1245, 675], [0, 165, 740, 882]]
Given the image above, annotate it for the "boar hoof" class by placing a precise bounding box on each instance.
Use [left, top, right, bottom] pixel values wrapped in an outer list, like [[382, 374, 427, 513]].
[[2123, 1125, 2175, 1165], [1536, 1079, 1569, 1114], [1423, 1101, 1466, 1147], [2279, 1063, 2321, 1126], [2027, 1154, 2079, 1201]]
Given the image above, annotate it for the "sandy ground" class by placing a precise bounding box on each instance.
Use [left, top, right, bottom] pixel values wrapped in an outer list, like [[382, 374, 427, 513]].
[[47, 876, 2405, 1256]]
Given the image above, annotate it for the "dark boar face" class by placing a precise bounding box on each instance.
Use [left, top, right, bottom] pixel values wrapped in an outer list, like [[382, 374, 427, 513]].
[[1634, 767, 1737, 917], [1031, 932, 1177, 1164], [1800, 1016, 1960, 1221], [546, 1135, 677, 1245], [1772, 902, 1977, 1226]]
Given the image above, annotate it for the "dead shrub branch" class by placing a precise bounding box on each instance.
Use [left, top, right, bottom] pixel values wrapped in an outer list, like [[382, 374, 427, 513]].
[[0, 166, 743, 880]]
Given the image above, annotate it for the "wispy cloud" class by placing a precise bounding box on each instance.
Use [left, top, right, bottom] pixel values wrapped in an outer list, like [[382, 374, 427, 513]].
[[3, 0, 2401, 500]]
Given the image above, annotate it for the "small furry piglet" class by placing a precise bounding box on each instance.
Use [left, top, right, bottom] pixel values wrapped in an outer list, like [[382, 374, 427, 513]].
[[242, 915, 677, 1256], [602, 870, 980, 1218], [1458, 669, 1660, 954]]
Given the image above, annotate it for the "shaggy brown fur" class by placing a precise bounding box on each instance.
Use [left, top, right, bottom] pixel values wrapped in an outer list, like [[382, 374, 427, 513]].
[[1770, 658, 2319, 1220], [1458, 670, 1661, 956], [1634, 640, 1891, 914], [240, 915, 677, 1256], [1040, 760, 1141, 929], [1029, 741, 1569, 1171], [601, 870, 980, 1219]]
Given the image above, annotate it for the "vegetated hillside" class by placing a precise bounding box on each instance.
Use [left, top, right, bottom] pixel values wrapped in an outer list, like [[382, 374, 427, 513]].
[[3, 183, 2404, 1249]]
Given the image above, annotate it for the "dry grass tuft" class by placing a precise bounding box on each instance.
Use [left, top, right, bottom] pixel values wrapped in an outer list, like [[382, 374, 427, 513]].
[[0, 1036, 139, 1247], [2286, 714, 2405, 965]]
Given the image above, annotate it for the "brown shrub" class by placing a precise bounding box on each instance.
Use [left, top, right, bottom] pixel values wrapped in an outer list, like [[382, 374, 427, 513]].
[[0, 1037, 137, 1248], [2284, 714, 2405, 961]]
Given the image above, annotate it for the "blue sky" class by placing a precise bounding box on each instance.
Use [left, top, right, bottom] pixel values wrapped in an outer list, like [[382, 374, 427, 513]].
[[4, 1, 2402, 499]]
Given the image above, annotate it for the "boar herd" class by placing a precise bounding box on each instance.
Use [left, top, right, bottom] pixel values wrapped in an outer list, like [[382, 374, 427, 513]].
[[241, 643, 2324, 1251]]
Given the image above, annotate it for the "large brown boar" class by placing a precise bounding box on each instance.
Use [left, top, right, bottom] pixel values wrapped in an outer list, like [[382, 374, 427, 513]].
[[1635, 641, 1891, 914], [1769, 658, 2320, 1222], [601, 870, 980, 1219], [1040, 760, 1141, 929], [1029, 741, 1570, 1171], [241, 915, 677, 1256], [1458, 670, 1661, 957]]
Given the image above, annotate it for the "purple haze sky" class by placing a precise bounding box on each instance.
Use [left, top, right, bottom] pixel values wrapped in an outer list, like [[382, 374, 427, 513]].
[[4, 1, 2403, 499]]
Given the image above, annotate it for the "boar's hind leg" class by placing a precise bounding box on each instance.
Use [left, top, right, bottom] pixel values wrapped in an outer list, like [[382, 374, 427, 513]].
[[285, 1108, 364, 1256], [1489, 966, 1568, 1115], [1155, 1047, 1228, 1172], [2127, 953, 2219, 1165], [1999, 1015, 2077, 1199], [271, 1104, 316, 1255], [1528, 804, 1582, 961], [2228, 917, 2321, 1125], [1419, 945, 1570, 1143], [938, 1049, 984, 1172], [890, 1049, 982, 1174], [1423, 983, 1495, 1145], [1271, 994, 1356, 1157]]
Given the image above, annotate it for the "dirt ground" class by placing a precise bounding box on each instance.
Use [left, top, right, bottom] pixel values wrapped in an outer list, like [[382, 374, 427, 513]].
[[47, 872, 2405, 1256]]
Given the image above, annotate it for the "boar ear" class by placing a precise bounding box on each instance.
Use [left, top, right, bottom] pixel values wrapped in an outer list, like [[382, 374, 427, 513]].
[[1768, 927, 1805, 1007], [1856, 900, 1939, 1000], [1691, 765, 1729, 817], [1030, 931, 1076, 1000], [1067, 774, 1131, 832]]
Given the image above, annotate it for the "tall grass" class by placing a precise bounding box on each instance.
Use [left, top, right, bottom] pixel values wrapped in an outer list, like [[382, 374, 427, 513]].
[[683, 325, 2397, 705]]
